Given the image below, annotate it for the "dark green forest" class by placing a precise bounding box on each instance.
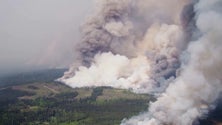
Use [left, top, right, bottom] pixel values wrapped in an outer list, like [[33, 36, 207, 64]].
[[0, 69, 152, 125], [0, 86, 151, 125], [0, 69, 221, 125]]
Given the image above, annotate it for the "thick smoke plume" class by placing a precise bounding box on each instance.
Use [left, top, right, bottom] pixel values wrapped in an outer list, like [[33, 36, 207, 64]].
[[121, 0, 222, 125], [59, 0, 222, 124], [59, 0, 190, 93]]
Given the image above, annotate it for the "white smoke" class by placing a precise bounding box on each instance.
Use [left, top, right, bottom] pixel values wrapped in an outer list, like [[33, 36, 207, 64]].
[[62, 52, 152, 93], [59, 0, 189, 93], [58, 0, 222, 124], [60, 22, 184, 93], [121, 0, 222, 125]]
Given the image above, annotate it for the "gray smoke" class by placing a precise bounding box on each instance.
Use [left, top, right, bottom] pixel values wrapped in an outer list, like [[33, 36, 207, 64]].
[[58, 0, 222, 124], [59, 0, 191, 93], [121, 0, 222, 125]]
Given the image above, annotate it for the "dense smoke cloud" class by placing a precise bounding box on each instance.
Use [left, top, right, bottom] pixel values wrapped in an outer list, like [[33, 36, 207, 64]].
[[59, 0, 222, 124], [121, 0, 222, 125], [59, 0, 190, 93]]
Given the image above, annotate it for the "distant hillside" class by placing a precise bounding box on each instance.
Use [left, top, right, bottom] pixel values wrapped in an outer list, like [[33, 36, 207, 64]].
[[0, 81, 151, 125], [0, 69, 221, 125], [0, 69, 67, 87]]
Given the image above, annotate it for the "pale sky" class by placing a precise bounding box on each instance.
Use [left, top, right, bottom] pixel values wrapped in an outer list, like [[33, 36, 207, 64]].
[[0, 0, 93, 75]]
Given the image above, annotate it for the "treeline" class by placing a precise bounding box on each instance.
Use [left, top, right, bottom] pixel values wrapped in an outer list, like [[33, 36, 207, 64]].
[[0, 87, 149, 125], [0, 88, 35, 108], [0, 69, 67, 87]]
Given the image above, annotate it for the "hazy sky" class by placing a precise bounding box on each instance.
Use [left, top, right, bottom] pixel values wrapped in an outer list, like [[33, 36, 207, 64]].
[[0, 0, 93, 75]]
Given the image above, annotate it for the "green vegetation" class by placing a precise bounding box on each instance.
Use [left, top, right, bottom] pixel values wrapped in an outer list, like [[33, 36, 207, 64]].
[[1, 69, 218, 125], [0, 81, 152, 125]]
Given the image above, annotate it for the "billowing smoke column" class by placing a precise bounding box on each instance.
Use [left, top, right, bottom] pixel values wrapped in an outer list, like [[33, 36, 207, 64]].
[[59, 0, 222, 124], [59, 0, 191, 93], [121, 0, 222, 125]]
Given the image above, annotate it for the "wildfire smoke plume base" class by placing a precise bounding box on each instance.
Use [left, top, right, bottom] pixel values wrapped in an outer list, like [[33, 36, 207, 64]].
[[58, 0, 222, 125], [60, 0, 189, 93]]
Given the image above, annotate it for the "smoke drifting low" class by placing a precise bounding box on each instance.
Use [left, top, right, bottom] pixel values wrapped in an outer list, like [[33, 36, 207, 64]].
[[59, 0, 222, 124]]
